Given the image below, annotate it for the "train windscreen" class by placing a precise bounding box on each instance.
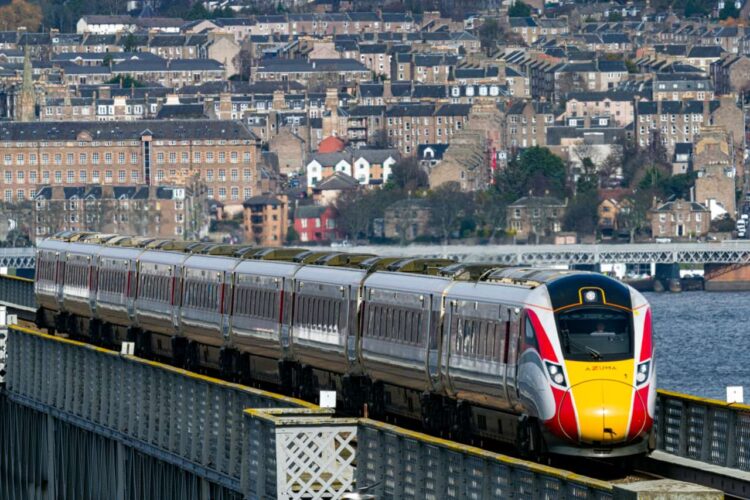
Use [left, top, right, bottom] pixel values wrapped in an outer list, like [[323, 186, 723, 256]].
[[556, 308, 632, 362]]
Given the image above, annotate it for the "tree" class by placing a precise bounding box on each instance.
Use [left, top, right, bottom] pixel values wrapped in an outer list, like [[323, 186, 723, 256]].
[[106, 75, 145, 88], [185, 2, 210, 20], [496, 146, 567, 201], [388, 157, 428, 192], [474, 188, 507, 242], [0, 0, 42, 31], [508, 0, 531, 17], [564, 158, 599, 236], [719, 3, 740, 20], [122, 33, 138, 53], [428, 182, 472, 243], [479, 18, 503, 54]]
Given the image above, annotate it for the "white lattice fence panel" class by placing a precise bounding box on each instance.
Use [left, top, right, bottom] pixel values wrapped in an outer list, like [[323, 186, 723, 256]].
[[276, 425, 357, 499]]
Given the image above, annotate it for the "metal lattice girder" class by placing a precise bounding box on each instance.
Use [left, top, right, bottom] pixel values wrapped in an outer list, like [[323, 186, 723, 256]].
[[4, 325, 314, 496], [0, 248, 35, 269], [355, 419, 614, 500], [245, 407, 358, 500], [655, 389, 750, 472], [334, 242, 750, 265]]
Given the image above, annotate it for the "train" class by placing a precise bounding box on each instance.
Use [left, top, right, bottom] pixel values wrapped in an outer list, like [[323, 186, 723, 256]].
[[34, 231, 656, 458]]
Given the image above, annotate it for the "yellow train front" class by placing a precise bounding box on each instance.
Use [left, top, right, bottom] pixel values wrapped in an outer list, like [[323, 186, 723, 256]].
[[520, 273, 656, 457]]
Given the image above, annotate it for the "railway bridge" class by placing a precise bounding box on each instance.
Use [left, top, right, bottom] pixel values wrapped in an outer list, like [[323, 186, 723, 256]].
[[0, 275, 749, 498]]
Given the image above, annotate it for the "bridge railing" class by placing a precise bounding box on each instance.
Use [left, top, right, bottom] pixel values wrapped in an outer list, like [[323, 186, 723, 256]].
[[355, 419, 613, 500], [5, 325, 315, 494], [0, 274, 35, 313], [655, 389, 750, 471]]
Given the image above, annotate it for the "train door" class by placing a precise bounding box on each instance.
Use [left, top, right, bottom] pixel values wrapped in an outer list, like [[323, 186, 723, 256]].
[[426, 294, 441, 390], [54, 251, 66, 309], [439, 298, 453, 392], [125, 259, 137, 320], [171, 264, 182, 331], [504, 307, 522, 407], [220, 270, 232, 341], [345, 284, 357, 366]]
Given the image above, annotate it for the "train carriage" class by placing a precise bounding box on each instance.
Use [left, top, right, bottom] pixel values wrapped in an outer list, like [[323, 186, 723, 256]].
[[134, 249, 189, 337], [178, 255, 237, 367], [35, 238, 70, 320], [94, 246, 141, 329], [291, 265, 366, 374], [230, 259, 298, 361], [360, 272, 449, 393], [441, 281, 525, 410]]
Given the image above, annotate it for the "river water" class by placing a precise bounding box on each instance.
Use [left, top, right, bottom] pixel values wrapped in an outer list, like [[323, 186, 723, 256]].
[[645, 291, 750, 400]]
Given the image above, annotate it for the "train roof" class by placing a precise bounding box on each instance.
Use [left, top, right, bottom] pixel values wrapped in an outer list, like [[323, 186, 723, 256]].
[[234, 259, 300, 277], [446, 280, 534, 306], [182, 254, 239, 272], [483, 267, 585, 287], [364, 270, 451, 294], [137, 249, 190, 266], [294, 264, 367, 286]]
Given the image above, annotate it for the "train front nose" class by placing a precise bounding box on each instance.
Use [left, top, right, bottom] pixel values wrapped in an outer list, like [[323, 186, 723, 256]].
[[560, 380, 644, 444]]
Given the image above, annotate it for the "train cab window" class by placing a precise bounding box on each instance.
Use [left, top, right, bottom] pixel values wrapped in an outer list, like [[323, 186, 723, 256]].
[[556, 308, 632, 361], [523, 317, 539, 352]]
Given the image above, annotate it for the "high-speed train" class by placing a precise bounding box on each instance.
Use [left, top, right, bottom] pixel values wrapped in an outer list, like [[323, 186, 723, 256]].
[[34, 231, 655, 458]]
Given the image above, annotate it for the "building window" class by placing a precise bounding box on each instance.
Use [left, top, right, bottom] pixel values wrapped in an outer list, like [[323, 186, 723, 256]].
[[206, 170, 214, 181], [79, 153, 87, 164], [29, 171, 36, 184], [118, 152, 125, 164], [105, 170, 113, 183], [42, 171, 50, 183], [118, 170, 126, 182], [67, 170, 74, 183], [54, 171, 62, 183], [67, 153, 74, 165], [219, 169, 226, 181], [243, 152, 251, 163], [54, 154, 62, 165], [231, 187, 239, 200], [181, 152, 189, 163], [206, 152, 214, 163], [80, 170, 87, 182], [16, 154, 24, 165], [231, 152, 238, 163], [218, 187, 226, 199], [157, 170, 164, 181], [169, 152, 176, 164], [231, 169, 238, 181], [157, 152, 164, 164], [244, 188, 251, 199], [16, 171, 23, 184], [92, 153, 99, 165], [218, 152, 226, 163], [92, 170, 100, 183]]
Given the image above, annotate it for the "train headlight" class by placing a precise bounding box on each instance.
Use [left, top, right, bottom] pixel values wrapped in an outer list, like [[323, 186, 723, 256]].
[[545, 361, 567, 388], [636, 360, 650, 386]]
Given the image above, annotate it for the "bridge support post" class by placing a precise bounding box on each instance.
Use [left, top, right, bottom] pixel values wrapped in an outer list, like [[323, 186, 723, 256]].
[[654, 263, 681, 292], [46, 413, 56, 500]]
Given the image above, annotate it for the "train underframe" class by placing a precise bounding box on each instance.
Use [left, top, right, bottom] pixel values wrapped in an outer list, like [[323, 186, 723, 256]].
[[37, 307, 646, 459]]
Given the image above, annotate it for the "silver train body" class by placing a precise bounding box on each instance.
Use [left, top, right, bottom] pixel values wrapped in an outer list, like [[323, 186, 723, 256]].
[[35, 235, 656, 457]]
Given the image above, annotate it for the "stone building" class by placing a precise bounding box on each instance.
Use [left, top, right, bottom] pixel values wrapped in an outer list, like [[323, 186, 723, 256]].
[[31, 184, 202, 241], [711, 54, 750, 96], [269, 128, 307, 176], [383, 198, 432, 242], [693, 127, 736, 220], [506, 195, 567, 243], [649, 199, 710, 239], [0, 120, 261, 210], [243, 195, 288, 246]]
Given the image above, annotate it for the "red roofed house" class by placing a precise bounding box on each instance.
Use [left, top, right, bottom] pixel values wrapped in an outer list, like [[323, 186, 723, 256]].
[[317, 135, 346, 153]]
